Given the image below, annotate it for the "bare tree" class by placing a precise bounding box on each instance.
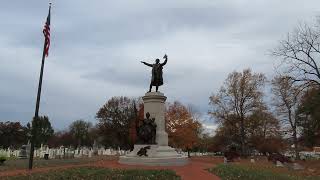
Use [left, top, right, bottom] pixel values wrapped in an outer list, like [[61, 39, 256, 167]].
[[272, 19, 320, 88], [271, 75, 301, 159], [247, 107, 281, 140], [209, 69, 266, 155]]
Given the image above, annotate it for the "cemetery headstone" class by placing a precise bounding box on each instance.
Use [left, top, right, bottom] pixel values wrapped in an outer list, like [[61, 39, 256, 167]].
[[276, 160, 284, 167], [292, 163, 304, 170], [224, 146, 240, 162], [18, 145, 28, 159]]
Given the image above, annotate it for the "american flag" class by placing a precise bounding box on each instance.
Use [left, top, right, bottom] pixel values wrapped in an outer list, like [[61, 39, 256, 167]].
[[43, 5, 51, 57]]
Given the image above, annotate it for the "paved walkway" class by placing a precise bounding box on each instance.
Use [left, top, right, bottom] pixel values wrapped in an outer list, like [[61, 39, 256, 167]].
[[0, 157, 221, 180]]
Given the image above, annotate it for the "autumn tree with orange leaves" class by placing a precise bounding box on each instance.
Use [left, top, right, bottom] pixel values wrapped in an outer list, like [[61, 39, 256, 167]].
[[166, 101, 202, 157]]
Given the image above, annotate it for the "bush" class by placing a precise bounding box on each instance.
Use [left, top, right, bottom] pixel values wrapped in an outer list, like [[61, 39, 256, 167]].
[[268, 153, 292, 164], [0, 156, 6, 165]]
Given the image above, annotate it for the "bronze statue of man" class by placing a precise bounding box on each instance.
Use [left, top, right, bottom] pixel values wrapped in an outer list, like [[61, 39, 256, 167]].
[[141, 54, 168, 92], [137, 112, 157, 144]]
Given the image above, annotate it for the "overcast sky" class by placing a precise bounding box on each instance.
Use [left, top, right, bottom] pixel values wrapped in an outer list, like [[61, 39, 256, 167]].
[[1, 0, 319, 132]]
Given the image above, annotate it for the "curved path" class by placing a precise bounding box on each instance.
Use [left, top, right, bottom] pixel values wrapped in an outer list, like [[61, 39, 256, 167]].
[[0, 157, 221, 180]]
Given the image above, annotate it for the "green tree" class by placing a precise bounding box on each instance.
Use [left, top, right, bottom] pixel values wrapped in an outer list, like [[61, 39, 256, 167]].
[[69, 120, 92, 148], [297, 87, 320, 147], [30, 116, 54, 147], [196, 133, 213, 153]]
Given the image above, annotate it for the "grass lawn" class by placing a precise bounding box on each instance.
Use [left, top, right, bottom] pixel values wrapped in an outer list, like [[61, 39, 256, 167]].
[[4, 167, 181, 180], [209, 164, 320, 180], [0, 156, 117, 172]]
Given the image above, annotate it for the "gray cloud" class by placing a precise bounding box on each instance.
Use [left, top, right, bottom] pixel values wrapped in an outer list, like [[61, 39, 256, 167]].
[[1, 0, 320, 131]]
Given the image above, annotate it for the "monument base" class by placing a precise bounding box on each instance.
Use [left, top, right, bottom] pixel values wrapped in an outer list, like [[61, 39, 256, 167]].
[[119, 144, 189, 166], [119, 92, 188, 166]]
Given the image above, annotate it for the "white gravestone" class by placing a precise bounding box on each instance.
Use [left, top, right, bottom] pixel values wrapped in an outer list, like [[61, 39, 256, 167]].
[[276, 161, 284, 167]]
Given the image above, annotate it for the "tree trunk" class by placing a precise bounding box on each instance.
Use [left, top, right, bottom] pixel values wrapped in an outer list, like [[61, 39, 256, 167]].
[[78, 139, 81, 149], [289, 109, 300, 160], [187, 149, 191, 158], [240, 118, 246, 157], [293, 129, 300, 160]]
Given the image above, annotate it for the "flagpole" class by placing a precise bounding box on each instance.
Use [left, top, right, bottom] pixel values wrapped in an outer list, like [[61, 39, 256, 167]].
[[28, 3, 51, 170]]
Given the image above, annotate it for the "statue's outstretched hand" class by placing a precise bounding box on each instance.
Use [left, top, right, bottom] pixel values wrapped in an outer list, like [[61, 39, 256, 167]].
[[140, 61, 144, 63], [163, 54, 168, 59]]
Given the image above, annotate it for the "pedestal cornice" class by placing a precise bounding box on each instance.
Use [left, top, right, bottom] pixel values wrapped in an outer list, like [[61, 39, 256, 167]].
[[142, 92, 167, 102]]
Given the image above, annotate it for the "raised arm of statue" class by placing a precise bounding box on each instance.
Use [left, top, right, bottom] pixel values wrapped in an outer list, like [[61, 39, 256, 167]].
[[141, 61, 153, 67], [161, 54, 168, 66]]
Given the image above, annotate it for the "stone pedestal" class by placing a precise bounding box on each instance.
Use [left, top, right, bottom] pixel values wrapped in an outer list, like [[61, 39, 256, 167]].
[[119, 92, 189, 166], [142, 92, 168, 146]]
